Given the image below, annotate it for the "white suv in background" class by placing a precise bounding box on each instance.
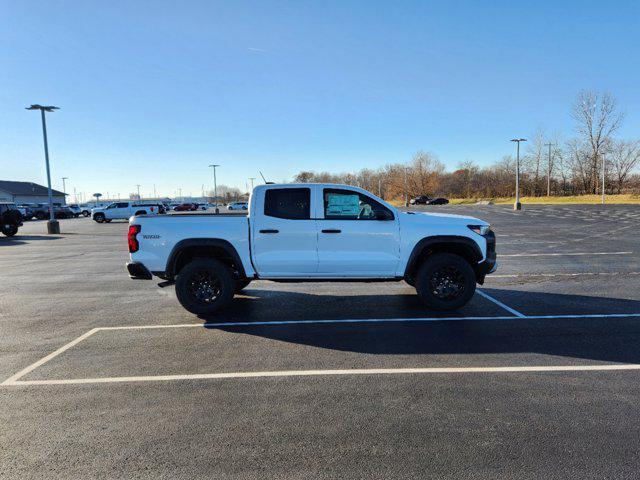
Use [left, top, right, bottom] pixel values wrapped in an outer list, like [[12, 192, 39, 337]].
[[92, 202, 162, 223], [227, 202, 248, 210]]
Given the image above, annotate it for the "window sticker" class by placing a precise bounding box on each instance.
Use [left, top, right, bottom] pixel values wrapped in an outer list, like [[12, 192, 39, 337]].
[[326, 193, 360, 216]]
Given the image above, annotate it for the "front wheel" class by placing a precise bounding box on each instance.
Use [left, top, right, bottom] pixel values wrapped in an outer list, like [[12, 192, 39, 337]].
[[415, 253, 476, 311], [1, 225, 18, 237], [175, 258, 235, 315], [93, 213, 105, 223], [82, 211, 90, 217]]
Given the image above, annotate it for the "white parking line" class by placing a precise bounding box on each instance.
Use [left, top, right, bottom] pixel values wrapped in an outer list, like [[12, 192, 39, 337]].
[[6, 364, 640, 386], [476, 290, 525, 317], [501, 251, 632, 257], [492, 272, 640, 279]]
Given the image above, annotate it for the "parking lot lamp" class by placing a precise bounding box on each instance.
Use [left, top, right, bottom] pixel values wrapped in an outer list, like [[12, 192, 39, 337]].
[[136, 184, 141, 200], [209, 164, 219, 213], [26, 104, 60, 233], [510, 138, 527, 210], [601, 152, 606, 205]]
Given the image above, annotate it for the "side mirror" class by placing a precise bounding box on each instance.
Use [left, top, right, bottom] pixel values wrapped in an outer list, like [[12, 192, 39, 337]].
[[375, 209, 394, 221]]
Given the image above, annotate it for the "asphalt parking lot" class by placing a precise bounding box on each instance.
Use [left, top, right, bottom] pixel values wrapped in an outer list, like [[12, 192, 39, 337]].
[[2, 205, 640, 479]]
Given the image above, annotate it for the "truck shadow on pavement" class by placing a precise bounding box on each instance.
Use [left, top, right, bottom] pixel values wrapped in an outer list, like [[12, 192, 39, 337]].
[[202, 289, 640, 364], [0, 235, 62, 245]]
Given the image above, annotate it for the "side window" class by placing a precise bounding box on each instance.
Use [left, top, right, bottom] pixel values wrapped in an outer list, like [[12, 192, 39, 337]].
[[323, 189, 394, 220], [264, 188, 310, 220], [117, 203, 129, 208], [107, 203, 117, 209]]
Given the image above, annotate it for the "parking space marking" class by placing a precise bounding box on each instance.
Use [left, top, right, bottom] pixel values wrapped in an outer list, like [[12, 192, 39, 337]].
[[2, 328, 100, 386], [476, 290, 525, 317], [6, 364, 640, 386], [501, 251, 632, 257], [491, 272, 640, 279]]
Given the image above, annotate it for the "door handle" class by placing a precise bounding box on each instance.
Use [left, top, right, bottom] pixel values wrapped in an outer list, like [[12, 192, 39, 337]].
[[321, 229, 341, 233], [259, 229, 279, 234]]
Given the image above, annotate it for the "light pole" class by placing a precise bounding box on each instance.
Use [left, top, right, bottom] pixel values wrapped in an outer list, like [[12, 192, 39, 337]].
[[135, 184, 141, 200], [209, 164, 220, 213], [510, 138, 527, 210], [544, 142, 554, 197], [61, 177, 68, 204], [27, 104, 60, 233], [601, 152, 606, 205], [249, 177, 255, 191]]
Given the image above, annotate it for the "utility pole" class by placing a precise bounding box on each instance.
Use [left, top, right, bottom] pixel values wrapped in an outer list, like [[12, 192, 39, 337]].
[[544, 142, 554, 197], [510, 138, 527, 210], [135, 184, 141, 199], [601, 152, 606, 205], [249, 177, 256, 191], [153, 184, 156, 198], [61, 177, 68, 204], [209, 164, 220, 213], [26, 104, 60, 233]]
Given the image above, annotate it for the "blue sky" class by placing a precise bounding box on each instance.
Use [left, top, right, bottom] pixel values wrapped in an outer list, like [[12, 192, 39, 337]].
[[1, 0, 639, 199]]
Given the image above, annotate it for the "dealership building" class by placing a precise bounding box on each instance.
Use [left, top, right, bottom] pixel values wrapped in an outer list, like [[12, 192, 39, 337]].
[[0, 181, 66, 205]]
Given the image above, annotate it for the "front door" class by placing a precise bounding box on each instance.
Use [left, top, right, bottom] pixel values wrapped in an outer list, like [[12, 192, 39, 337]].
[[317, 188, 400, 277], [251, 187, 318, 277]]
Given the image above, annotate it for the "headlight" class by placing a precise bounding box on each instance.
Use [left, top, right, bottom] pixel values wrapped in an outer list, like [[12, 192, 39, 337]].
[[468, 224, 490, 236]]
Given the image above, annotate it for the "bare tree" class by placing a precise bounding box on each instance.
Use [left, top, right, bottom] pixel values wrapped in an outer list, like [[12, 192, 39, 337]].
[[609, 140, 640, 193], [571, 91, 624, 193]]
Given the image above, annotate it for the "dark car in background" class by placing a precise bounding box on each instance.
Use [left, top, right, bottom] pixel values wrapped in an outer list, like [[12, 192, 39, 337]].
[[0, 202, 23, 236], [409, 195, 449, 205], [173, 203, 198, 211], [17, 205, 35, 220]]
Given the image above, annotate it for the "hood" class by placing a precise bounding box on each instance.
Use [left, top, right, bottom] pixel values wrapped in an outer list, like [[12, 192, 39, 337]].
[[399, 210, 489, 227]]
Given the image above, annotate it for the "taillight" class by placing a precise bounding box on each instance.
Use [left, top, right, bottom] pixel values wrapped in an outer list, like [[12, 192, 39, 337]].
[[128, 225, 141, 253]]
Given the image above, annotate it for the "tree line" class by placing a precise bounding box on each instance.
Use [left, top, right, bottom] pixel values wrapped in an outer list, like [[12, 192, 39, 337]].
[[293, 91, 640, 200]]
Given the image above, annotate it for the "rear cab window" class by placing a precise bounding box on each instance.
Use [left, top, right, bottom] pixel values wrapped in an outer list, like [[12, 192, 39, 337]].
[[264, 188, 311, 219]]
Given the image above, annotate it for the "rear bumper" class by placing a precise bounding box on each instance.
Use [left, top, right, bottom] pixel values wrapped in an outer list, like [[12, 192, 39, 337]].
[[126, 261, 152, 280]]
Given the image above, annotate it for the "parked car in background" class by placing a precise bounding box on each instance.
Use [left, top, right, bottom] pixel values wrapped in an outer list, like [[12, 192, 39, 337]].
[[92, 202, 162, 223], [17, 205, 34, 220], [227, 201, 248, 210], [67, 204, 82, 217], [409, 195, 449, 205], [427, 197, 449, 205], [52, 205, 74, 219], [28, 203, 50, 220], [0, 202, 23, 236], [173, 203, 199, 212], [78, 205, 92, 217]]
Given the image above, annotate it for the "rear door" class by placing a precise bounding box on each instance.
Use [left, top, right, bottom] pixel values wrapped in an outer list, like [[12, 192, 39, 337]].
[[317, 188, 400, 277], [251, 187, 318, 277]]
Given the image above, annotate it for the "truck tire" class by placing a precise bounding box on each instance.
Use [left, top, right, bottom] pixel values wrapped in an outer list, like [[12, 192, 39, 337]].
[[235, 279, 251, 292], [1, 225, 18, 237], [415, 253, 476, 311], [175, 258, 235, 315], [36, 211, 46, 220], [82, 211, 90, 217], [135, 210, 146, 216], [93, 213, 105, 223]]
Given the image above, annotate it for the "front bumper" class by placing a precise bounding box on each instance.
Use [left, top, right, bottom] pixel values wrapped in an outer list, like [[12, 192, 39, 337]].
[[475, 229, 497, 284], [126, 261, 152, 280]]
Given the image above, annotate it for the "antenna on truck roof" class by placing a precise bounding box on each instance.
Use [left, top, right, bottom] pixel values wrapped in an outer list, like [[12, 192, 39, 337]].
[[259, 171, 274, 184]]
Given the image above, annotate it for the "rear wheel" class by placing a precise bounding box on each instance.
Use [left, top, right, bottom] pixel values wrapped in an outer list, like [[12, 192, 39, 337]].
[[1, 225, 18, 237], [135, 210, 146, 216], [82, 211, 90, 217], [175, 258, 235, 315], [415, 253, 476, 310]]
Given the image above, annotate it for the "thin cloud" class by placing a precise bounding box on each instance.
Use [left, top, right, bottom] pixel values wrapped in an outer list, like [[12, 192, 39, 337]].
[[247, 47, 267, 53]]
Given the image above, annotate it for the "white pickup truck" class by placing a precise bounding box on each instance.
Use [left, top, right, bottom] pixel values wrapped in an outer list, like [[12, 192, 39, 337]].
[[93, 202, 162, 223], [126, 183, 496, 315]]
